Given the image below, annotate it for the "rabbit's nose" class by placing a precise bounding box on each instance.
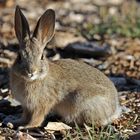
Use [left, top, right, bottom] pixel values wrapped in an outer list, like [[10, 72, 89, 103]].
[[28, 71, 37, 77], [27, 66, 37, 75]]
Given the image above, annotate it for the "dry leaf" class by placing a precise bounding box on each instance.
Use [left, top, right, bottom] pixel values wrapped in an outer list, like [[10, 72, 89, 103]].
[[44, 122, 72, 131]]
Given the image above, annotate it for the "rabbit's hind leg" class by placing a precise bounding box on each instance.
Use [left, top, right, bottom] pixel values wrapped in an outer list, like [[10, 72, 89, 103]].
[[80, 96, 121, 126]]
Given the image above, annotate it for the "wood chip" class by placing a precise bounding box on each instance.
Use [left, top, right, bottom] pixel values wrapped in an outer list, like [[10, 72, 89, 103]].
[[15, 131, 37, 140]]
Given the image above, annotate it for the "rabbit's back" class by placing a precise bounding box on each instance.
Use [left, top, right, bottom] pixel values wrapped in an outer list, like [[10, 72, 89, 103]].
[[49, 59, 117, 93]]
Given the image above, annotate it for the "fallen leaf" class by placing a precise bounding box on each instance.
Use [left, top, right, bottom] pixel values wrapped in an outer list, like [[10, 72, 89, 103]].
[[44, 122, 72, 132]]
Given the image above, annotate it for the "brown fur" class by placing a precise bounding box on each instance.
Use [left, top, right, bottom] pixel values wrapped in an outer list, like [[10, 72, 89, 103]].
[[10, 6, 121, 128]]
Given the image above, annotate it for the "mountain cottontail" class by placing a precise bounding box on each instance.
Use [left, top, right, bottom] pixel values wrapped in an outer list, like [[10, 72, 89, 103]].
[[10, 6, 121, 128]]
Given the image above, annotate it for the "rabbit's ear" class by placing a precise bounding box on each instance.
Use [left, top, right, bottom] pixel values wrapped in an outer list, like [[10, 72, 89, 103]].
[[33, 9, 55, 47], [15, 6, 30, 44]]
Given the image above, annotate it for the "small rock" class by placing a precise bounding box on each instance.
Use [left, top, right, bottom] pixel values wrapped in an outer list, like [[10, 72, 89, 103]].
[[7, 122, 14, 129]]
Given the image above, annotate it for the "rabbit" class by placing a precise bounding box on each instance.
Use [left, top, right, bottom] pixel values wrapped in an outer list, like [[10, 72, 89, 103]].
[[10, 6, 121, 128]]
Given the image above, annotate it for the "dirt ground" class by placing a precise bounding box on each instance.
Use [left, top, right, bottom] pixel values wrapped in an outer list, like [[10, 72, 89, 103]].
[[0, 0, 140, 139]]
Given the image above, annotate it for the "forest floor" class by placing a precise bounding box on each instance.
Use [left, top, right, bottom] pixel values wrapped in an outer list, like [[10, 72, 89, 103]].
[[0, 0, 140, 139]]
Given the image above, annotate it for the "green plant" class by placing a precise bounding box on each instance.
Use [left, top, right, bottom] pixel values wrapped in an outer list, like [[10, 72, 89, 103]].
[[64, 124, 127, 140], [82, 1, 140, 39]]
